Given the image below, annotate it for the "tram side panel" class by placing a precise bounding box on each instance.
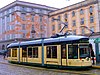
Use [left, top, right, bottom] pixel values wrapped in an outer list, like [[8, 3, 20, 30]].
[[20, 47, 27, 62], [8, 48, 19, 62], [8, 46, 42, 65], [44, 45, 61, 66], [26, 46, 42, 64], [58, 45, 61, 65], [61, 44, 68, 66]]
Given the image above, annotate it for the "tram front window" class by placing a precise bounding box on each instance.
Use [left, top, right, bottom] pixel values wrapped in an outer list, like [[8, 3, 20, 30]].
[[79, 45, 90, 58]]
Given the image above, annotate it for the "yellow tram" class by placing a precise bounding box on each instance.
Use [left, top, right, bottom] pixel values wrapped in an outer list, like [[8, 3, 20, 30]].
[[7, 35, 92, 69]]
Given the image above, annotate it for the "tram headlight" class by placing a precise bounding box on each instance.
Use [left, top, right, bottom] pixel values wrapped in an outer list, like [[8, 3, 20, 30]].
[[86, 57, 89, 61]]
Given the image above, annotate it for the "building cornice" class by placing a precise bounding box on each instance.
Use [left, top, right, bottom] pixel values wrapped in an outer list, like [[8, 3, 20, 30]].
[[49, 0, 98, 17], [0, 0, 58, 12], [16, 1, 58, 10], [0, 1, 17, 12]]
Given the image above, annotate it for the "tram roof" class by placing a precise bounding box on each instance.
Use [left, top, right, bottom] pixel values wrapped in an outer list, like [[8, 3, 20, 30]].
[[7, 35, 89, 48]]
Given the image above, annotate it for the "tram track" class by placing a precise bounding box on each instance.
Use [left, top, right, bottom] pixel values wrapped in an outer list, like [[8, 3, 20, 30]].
[[0, 62, 96, 75]]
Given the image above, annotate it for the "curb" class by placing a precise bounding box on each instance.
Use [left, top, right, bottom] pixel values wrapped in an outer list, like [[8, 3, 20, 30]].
[[92, 65, 100, 69]]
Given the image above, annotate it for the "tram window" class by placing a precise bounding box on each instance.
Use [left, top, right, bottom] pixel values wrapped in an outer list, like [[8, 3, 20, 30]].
[[52, 46, 57, 58], [33, 47, 38, 58], [61, 45, 66, 59], [12, 49, 17, 57], [47, 47, 51, 58], [46, 46, 57, 58], [28, 48, 32, 58], [79, 45, 90, 58], [22, 47, 27, 57], [68, 45, 78, 59], [8, 49, 11, 57]]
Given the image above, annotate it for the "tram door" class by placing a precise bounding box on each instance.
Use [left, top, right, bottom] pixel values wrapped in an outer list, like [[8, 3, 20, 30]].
[[27, 47, 33, 61], [61, 44, 67, 66], [22, 48, 27, 62]]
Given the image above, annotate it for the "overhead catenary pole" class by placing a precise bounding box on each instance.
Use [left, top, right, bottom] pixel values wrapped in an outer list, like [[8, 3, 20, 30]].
[[18, 41, 20, 63], [40, 13, 44, 66], [41, 37, 44, 66]]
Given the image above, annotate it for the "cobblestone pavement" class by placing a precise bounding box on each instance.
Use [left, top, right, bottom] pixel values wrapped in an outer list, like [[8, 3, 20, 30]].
[[0, 63, 79, 75], [0, 55, 100, 75]]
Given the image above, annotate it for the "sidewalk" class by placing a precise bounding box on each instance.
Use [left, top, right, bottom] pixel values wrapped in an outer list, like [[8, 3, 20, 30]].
[[0, 55, 100, 69], [0, 55, 8, 64]]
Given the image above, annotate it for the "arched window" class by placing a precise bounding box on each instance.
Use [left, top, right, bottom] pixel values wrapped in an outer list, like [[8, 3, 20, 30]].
[[90, 16, 94, 23], [80, 9, 84, 15], [89, 6, 93, 13], [52, 17, 54, 22], [80, 18, 84, 25], [58, 15, 61, 21], [72, 11, 75, 17], [52, 25, 55, 31], [64, 13, 68, 19], [72, 20, 76, 26]]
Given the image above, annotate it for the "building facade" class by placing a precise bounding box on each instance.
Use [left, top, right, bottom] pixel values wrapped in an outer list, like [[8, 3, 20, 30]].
[[0, 0, 58, 49], [0, 0, 58, 40], [49, 0, 100, 37]]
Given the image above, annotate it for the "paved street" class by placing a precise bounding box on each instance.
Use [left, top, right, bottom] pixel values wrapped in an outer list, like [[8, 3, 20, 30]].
[[0, 55, 100, 75], [0, 63, 78, 75]]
